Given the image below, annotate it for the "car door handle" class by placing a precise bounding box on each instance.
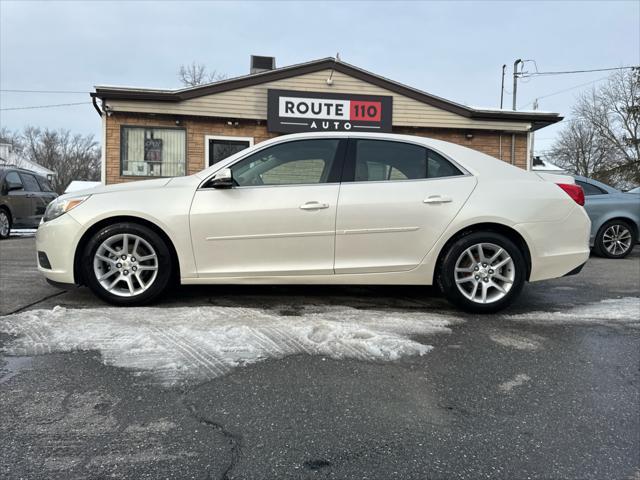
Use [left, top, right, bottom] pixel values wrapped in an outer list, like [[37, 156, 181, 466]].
[[423, 195, 452, 204], [299, 201, 329, 210]]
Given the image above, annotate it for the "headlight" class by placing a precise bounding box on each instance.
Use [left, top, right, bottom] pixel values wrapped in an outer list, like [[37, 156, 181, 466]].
[[43, 195, 90, 222]]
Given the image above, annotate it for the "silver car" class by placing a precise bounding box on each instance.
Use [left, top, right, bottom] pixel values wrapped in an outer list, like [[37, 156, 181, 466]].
[[574, 175, 640, 258]]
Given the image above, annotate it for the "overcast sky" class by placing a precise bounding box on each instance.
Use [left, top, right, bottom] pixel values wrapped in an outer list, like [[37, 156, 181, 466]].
[[1, 0, 638, 155]]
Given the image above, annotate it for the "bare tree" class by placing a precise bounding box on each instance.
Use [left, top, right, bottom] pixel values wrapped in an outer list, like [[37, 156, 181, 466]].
[[21, 127, 101, 194], [575, 69, 639, 186], [0, 127, 24, 154], [178, 62, 227, 87], [550, 120, 615, 180], [549, 69, 639, 188]]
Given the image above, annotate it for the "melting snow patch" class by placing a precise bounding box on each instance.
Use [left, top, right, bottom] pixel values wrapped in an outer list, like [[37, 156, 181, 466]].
[[10, 228, 37, 238], [489, 332, 544, 351], [498, 373, 531, 393], [506, 297, 640, 326], [0, 305, 459, 385]]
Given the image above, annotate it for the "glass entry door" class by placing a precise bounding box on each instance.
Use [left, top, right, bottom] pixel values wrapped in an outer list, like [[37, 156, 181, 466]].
[[208, 137, 252, 166]]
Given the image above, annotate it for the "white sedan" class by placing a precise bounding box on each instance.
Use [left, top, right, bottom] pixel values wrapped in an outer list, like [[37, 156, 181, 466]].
[[36, 132, 590, 312]]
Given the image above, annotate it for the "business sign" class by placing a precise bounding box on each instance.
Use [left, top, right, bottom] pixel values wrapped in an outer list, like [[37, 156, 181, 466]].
[[144, 138, 163, 163], [267, 89, 393, 133]]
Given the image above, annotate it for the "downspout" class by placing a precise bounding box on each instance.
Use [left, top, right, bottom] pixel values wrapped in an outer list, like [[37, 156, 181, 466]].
[[92, 95, 103, 116], [511, 133, 516, 165], [527, 128, 533, 171], [91, 95, 107, 184]]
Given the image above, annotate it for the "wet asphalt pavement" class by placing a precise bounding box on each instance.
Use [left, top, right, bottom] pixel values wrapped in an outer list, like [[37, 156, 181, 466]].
[[1, 236, 639, 480]]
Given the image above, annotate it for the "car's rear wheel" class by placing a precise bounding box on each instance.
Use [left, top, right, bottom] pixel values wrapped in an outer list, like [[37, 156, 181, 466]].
[[0, 209, 11, 239], [81, 222, 172, 306], [438, 232, 526, 313], [593, 220, 636, 259]]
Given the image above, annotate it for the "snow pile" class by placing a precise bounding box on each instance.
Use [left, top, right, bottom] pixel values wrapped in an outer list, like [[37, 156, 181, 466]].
[[506, 297, 640, 325], [0, 305, 458, 385]]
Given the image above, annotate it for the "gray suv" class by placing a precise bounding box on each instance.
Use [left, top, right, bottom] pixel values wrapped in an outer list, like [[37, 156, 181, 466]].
[[0, 167, 58, 239], [574, 175, 640, 259]]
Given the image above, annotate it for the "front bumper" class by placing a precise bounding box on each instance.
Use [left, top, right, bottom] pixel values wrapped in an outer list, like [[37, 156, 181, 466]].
[[35, 213, 84, 284]]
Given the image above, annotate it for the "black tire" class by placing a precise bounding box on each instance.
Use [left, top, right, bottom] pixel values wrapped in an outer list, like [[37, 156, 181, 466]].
[[0, 208, 11, 239], [438, 231, 526, 313], [81, 222, 173, 306], [592, 219, 636, 259]]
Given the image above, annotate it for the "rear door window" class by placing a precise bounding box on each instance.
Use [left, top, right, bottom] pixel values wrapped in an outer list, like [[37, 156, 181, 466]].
[[19, 173, 42, 192], [347, 139, 463, 182]]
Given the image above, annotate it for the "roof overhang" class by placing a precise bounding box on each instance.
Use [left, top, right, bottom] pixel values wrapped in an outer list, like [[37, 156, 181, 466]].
[[92, 57, 562, 131]]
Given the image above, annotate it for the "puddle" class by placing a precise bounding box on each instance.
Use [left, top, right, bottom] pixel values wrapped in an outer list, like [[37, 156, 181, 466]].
[[0, 356, 33, 385]]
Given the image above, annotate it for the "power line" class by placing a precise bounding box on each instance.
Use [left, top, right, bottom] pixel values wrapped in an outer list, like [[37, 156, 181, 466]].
[[521, 75, 610, 108], [520, 65, 637, 77], [0, 89, 89, 94], [0, 102, 92, 111]]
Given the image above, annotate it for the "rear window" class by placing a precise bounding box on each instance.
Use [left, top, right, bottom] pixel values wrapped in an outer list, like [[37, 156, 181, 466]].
[[576, 180, 606, 196]]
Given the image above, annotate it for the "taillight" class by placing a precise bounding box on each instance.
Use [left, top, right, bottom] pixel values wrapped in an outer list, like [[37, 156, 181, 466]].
[[557, 183, 585, 206]]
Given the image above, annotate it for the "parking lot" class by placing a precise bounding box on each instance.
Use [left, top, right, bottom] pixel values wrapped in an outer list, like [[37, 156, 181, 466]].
[[1, 234, 639, 480]]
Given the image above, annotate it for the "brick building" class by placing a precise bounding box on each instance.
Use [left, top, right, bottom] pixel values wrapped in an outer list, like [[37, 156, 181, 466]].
[[91, 57, 561, 185]]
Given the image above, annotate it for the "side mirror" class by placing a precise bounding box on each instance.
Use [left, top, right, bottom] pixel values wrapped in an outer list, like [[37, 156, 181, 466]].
[[210, 168, 234, 189]]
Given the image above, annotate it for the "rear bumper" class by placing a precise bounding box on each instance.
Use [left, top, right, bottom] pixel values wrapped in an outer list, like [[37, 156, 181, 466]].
[[515, 205, 591, 282], [35, 214, 83, 284], [563, 261, 587, 277]]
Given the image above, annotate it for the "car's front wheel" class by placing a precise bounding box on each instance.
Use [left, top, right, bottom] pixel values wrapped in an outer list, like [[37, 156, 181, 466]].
[[593, 220, 636, 259], [438, 232, 526, 313], [81, 222, 173, 306]]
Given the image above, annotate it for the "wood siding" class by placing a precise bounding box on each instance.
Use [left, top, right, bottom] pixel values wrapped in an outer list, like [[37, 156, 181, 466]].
[[106, 70, 531, 132]]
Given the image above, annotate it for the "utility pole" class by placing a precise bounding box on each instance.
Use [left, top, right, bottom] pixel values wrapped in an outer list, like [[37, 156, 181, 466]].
[[510, 59, 523, 165], [512, 59, 523, 110], [529, 98, 539, 171], [500, 64, 506, 109]]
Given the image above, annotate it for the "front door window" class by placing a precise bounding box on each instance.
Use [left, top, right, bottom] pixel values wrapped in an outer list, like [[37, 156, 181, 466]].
[[230, 139, 341, 186]]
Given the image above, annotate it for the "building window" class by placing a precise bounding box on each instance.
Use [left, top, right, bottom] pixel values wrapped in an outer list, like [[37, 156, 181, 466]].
[[205, 135, 253, 167], [121, 126, 186, 177]]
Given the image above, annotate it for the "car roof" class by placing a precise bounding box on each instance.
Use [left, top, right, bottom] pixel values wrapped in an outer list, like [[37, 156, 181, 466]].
[[0, 166, 47, 178]]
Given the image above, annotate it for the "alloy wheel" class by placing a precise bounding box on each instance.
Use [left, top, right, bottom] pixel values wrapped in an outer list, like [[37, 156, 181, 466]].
[[0, 211, 9, 237], [454, 242, 515, 304], [602, 224, 632, 256], [93, 233, 159, 297]]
